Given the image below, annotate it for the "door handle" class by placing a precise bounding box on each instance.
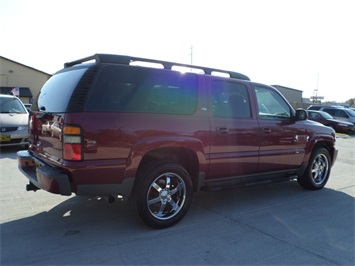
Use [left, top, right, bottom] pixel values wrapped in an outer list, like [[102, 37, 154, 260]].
[[216, 127, 229, 134], [263, 128, 272, 134]]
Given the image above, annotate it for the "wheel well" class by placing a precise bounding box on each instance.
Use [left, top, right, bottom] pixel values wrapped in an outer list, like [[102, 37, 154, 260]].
[[137, 147, 200, 191], [313, 141, 334, 164]]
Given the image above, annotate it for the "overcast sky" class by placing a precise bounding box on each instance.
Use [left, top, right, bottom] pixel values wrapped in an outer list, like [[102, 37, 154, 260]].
[[1, 0, 354, 102]]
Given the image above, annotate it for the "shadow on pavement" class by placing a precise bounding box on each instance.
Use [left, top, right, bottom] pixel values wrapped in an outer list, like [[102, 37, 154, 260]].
[[1, 181, 354, 265]]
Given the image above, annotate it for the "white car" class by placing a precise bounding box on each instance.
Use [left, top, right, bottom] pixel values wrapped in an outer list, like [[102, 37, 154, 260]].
[[0, 94, 29, 147], [41, 121, 53, 134]]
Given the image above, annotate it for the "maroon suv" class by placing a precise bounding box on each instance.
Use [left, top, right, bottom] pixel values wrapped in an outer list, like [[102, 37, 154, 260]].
[[18, 54, 337, 228]]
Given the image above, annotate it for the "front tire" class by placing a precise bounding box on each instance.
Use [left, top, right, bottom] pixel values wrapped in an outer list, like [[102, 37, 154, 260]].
[[298, 147, 331, 190], [134, 163, 193, 229]]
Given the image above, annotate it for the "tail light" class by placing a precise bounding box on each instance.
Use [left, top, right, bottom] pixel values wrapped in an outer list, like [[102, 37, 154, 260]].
[[63, 125, 82, 161]]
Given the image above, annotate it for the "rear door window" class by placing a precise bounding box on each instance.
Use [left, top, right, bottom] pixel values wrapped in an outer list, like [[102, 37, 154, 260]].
[[211, 80, 251, 118], [85, 65, 198, 114], [323, 108, 336, 116]]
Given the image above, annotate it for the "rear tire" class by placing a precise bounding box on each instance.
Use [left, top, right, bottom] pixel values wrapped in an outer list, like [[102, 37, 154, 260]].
[[298, 147, 331, 190], [133, 163, 193, 229]]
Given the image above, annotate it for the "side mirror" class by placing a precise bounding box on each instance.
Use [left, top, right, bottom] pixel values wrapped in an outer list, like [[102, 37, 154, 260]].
[[295, 109, 308, 121]]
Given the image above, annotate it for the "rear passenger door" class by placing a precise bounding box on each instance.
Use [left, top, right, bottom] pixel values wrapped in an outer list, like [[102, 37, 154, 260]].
[[208, 80, 260, 179], [254, 86, 308, 172]]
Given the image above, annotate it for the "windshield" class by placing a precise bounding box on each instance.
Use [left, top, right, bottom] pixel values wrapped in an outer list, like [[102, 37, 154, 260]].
[[346, 109, 355, 117], [0, 97, 27, 113]]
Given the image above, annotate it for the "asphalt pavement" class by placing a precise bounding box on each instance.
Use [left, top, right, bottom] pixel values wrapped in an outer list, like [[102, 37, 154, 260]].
[[0, 136, 354, 265]]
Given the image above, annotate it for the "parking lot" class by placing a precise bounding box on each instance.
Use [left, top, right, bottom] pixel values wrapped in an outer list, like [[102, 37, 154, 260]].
[[1, 136, 354, 265]]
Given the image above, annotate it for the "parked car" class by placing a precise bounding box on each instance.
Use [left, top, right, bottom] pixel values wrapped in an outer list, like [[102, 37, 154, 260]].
[[307, 105, 355, 124], [0, 94, 29, 147], [307, 110, 355, 134], [50, 121, 62, 140], [17, 54, 338, 228]]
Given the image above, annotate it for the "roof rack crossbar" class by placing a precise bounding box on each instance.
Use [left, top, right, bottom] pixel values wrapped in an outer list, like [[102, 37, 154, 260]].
[[64, 54, 250, 81]]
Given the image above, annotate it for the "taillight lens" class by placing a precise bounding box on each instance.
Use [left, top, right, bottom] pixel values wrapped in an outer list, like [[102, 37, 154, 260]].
[[63, 125, 82, 161]]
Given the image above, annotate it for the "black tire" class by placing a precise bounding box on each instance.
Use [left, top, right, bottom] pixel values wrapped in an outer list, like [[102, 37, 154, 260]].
[[134, 163, 193, 229], [298, 147, 331, 190]]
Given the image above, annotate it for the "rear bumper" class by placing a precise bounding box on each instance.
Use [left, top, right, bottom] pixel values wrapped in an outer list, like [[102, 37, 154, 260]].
[[17, 150, 72, 196], [17, 150, 135, 197]]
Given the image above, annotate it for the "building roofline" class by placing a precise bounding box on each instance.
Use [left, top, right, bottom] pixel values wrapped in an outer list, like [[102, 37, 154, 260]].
[[272, 84, 303, 93], [0, 55, 52, 76]]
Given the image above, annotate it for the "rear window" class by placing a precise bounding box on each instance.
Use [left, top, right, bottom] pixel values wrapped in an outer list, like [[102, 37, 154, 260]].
[[33, 67, 88, 112], [85, 65, 198, 115]]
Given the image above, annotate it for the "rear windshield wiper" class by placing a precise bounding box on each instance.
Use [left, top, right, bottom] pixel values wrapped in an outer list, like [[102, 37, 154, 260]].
[[35, 107, 55, 119]]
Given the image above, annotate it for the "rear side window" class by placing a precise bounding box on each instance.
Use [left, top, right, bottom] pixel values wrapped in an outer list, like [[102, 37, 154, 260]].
[[33, 67, 88, 112], [85, 65, 198, 114], [323, 108, 335, 116]]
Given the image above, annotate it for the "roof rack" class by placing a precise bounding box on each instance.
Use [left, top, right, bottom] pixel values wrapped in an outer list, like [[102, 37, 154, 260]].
[[64, 54, 250, 81]]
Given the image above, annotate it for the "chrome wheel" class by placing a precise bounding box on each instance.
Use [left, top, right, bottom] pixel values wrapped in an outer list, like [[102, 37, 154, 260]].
[[147, 172, 187, 220], [298, 147, 331, 190], [134, 163, 193, 228], [311, 154, 329, 185]]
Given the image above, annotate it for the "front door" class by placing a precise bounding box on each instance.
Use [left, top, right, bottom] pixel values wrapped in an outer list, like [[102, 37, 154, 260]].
[[254, 85, 308, 172]]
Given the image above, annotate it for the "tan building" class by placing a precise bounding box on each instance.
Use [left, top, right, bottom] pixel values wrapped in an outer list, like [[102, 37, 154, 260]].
[[0, 56, 51, 104], [272, 85, 309, 109]]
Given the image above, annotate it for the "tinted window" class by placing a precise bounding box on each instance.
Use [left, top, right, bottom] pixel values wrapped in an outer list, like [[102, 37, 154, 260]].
[[334, 109, 349, 118], [308, 106, 322, 110], [211, 81, 251, 118], [34, 67, 88, 112], [255, 86, 291, 120], [323, 108, 336, 116], [85, 65, 198, 114]]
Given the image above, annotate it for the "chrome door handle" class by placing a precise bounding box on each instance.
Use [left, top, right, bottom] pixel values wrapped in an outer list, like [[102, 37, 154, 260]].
[[216, 127, 229, 134], [263, 128, 272, 134]]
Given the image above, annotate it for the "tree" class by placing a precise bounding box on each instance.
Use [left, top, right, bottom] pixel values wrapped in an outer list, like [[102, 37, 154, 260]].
[[345, 98, 355, 107]]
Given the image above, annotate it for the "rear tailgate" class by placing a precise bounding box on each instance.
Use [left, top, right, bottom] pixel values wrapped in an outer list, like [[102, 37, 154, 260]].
[[29, 112, 64, 163]]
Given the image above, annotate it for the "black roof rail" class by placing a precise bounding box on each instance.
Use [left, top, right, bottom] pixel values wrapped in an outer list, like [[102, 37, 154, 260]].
[[64, 54, 250, 81]]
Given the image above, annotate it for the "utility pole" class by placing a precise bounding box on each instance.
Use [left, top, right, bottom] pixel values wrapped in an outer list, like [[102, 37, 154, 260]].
[[311, 73, 324, 103]]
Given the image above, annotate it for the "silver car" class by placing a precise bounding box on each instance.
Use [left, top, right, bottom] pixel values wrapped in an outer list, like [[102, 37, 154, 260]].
[[0, 94, 29, 147]]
